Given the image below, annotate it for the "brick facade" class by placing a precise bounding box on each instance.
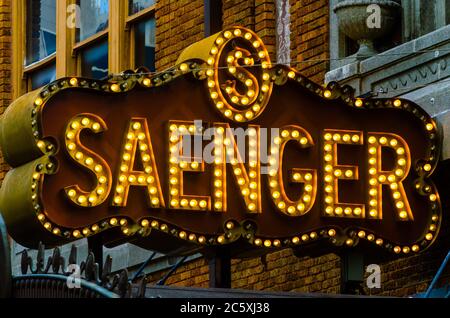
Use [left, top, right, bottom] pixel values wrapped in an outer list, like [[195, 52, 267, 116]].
[[0, 0, 11, 183], [155, 0, 205, 70], [291, 0, 329, 83], [2, 0, 450, 297]]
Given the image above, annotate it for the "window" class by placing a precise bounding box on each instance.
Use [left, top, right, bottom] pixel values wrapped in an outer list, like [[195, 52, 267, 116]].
[[75, 0, 109, 79], [13, 0, 158, 97], [80, 39, 109, 79], [24, 0, 56, 90], [29, 62, 57, 90], [133, 18, 156, 71], [26, 0, 56, 64], [129, 0, 155, 15], [77, 0, 109, 42], [127, 0, 156, 71]]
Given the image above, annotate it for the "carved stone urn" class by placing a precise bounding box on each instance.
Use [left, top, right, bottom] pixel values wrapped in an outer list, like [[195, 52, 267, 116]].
[[334, 0, 401, 59]]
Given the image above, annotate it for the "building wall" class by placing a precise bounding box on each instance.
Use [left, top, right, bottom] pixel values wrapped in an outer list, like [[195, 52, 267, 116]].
[[0, 0, 11, 182], [2, 0, 450, 297], [291, 0, 329, 83]]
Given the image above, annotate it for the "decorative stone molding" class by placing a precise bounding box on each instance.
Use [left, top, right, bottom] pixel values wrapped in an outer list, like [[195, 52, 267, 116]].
[[325, 24, 450, 159]]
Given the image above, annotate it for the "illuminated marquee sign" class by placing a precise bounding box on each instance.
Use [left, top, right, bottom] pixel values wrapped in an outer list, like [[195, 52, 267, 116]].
[[0, 27, 442, 257]]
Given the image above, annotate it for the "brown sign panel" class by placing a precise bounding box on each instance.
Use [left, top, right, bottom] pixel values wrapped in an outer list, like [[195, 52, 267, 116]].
[[0, 27, 442, 257]]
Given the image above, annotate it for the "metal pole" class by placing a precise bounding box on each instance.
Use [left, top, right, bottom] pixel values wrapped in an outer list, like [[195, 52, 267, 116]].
[[204, 0, 222, 36], [87, 235, 103, 277], [425, 251, 450, 298], [340, 251, 365, 295], [131, 252, 157, 282], [209, 248, 231, 288]]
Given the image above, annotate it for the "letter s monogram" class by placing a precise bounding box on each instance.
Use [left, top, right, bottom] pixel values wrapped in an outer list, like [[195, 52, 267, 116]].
[[206, 27, 273, 123]]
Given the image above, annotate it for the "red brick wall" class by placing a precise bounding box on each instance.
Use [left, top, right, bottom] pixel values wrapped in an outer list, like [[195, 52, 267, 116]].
[[0, 0, 11, 182], [291, 0, 329, 83], [155, 0, 205, 70], [254, 0, 276, 63], [147, 251, 341, 293]]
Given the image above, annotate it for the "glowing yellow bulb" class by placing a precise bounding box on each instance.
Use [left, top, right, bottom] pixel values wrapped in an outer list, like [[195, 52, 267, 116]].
[[81, 118, 90, 126], [142, 78, 151, 87], [68, 143, 76, 151], [393, 99, 402, 107], [69, 78, 78, 86], [111, 84, 120, 92], [179, 63, 188, 72], [399, 211, 408, 219], [354, 99, 363, 107]]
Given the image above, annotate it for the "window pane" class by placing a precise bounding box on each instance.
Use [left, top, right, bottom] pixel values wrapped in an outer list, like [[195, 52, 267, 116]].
[[129, 0, 155, 15], [81, 40, 108, 79], [26, 0, 56, 65], [77, 0, 109, 42], [30, 62, 56, 90], [135, 18, 156, 71]]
